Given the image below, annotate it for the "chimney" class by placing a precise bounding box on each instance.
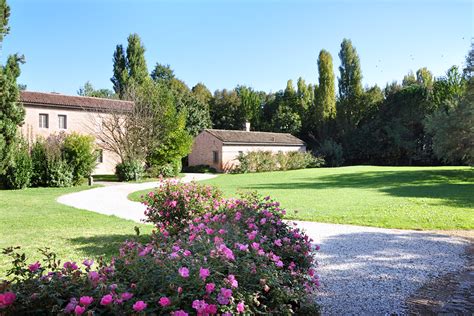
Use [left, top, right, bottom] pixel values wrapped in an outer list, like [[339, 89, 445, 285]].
[[244, 122, 251, 132]]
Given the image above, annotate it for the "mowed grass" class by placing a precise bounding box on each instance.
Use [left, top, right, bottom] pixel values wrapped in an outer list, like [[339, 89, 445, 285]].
[[0, 186, 152, 275], [131, 166, 474, 230]]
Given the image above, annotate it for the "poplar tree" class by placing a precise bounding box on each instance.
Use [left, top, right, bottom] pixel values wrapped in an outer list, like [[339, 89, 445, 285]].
[[0, 0, 25, 175], [316, 49, 336, 121], [337, 39, 363, 129], [111, 34, 148, 99]]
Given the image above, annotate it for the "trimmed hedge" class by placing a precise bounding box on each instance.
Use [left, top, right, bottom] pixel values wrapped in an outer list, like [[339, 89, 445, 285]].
[[235, 150, 324, 173]]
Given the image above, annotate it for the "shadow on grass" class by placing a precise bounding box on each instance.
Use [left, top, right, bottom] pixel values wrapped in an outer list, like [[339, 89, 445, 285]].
[[313, 229, 468, 313], [245, 169, 474, 208], [68, 233, 152, 259]]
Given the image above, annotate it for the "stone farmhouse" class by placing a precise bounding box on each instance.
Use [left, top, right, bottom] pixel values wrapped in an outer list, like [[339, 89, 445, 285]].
[[20, 91, 132, 175], [188, 127, 306, 172]]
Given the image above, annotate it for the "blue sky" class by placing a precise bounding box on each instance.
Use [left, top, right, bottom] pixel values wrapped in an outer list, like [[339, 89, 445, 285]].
[[2, 0, 472, 95]]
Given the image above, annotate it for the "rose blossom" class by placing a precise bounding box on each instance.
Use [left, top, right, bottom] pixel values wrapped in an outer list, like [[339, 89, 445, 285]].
[[199, 267, 210, 280], [28, 261, 41, 272], [100, 294, 113, 305], [159, 297, 171, 307], [74, 305, 86, 315], [79, 296, 93, 306], [205, 283, 215, 293], [236, 301, 245, 313], [133, 300, 147, 311], [178, 267, 189, 278]]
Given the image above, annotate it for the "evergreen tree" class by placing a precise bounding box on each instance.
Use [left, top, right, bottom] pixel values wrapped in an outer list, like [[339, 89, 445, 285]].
[[111, 44, 128, 98], [0, 0, 25, 175], [111, 34, 148, 99], [337, 39, 364, 132], [126, 34, 148, 86], [151, 63, 175, 83], [315, 50, 336, 121]]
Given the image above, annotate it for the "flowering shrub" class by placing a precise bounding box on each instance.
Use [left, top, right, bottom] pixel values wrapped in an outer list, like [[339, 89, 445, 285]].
[[143, 179, 223, 235], [0, 183, 320, 315]]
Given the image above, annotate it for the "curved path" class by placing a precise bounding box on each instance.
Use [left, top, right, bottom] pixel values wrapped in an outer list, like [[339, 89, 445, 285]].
[[57, 173, 217, 222], [57, 174, 470, 315]]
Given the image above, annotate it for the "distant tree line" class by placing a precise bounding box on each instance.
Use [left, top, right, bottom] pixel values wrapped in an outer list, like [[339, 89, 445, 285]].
[[78, 36, 473, 167]]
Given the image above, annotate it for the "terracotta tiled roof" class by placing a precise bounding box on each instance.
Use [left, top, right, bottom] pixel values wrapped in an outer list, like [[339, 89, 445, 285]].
[[205, 129, 305, 146], [20, 91, 134, 111]]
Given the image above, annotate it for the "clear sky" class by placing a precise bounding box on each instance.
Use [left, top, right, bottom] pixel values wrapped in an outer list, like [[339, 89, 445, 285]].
[[2, 0, 473, 95]]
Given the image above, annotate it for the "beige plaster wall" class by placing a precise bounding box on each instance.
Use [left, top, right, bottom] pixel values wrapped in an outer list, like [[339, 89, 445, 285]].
[[21, 105, 120, 175], [188, 131, 224, 171]]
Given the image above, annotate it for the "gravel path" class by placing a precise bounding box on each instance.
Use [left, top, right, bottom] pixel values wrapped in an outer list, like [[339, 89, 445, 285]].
[[57, 177, 470, 315], [57, 173, 216, 222], [294, 221, 470, 315]]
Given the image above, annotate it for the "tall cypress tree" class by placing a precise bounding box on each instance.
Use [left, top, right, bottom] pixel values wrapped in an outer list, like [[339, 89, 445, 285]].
[[126, 33, 148, 86], [111, 34, 148, 99], [337, 39, 363, 129], [0, 0, 25, 174], [316, 49, 336, 121], [111, 44, 128, 98]]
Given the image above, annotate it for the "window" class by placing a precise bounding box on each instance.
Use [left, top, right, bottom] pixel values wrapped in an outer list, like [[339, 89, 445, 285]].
[[58, 115, 67, 129], [213, 151, 219, 163], [39, 114, 49, 128], [96, 149, 104, 163]]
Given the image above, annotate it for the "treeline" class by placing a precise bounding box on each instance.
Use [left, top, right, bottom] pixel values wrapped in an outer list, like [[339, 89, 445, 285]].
[[80, 35, 474, 166]]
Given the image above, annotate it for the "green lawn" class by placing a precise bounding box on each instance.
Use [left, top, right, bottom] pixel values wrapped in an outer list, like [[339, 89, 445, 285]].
[[0, 186, 152, 275], [131, 166, 474, 230]]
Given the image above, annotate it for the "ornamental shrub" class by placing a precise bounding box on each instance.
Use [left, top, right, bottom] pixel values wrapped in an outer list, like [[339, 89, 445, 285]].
[[45, 158, 73, 187], [0, 187, 320, 315], [30, 139, 48, 187], [236, 150, 324, 173], [317, 139, 344, 167], [149, 159, 182, 178], [3, 139, 32, 189], [115, 160, 144, 182], [143, 179, 223, 235], [62, 133, 97, 185]]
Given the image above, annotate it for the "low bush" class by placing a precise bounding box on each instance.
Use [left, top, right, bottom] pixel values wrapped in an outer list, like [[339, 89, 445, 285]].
[[0, 182, 320, 315], [236, 150, 324, 173], [3, 139, 32, 189], [62, 133, 97, 185], [183, 164, 217, 174], [149, 159, 182, 178], [316, 139, 344, 167], [115, 160, 144, 182], [45, 158, 73, 187], [30, 140, 48, 187]]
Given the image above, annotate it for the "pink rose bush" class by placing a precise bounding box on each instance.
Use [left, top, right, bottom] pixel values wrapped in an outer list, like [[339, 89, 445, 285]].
[[0, 181, 320, 315]]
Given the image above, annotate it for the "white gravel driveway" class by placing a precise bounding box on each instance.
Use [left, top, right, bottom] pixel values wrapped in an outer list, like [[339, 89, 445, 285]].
[[57, 175, 470, 315], [57, 173, 216, 222]]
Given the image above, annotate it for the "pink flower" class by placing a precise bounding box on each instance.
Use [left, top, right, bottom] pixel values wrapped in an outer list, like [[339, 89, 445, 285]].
[[226, 274, 238, 288], [199, 267, 210, 281], [79, 296, 93, 306], [251, 242, 260, 250], [205, 228, 214, 235], [260, 218, 267, 224], [88, 271, 100, 282], [236, 301, 245, 313], [173, 310, 189, 316], [100, 294, 113, 306], [205, 304, 218, 314], [183, 250, 192, 257], [274, 239, 282, 247], [178, 267, 189, 278], [222, 313, 232, 316], [133, 300, 147, 311], [159, 297, 171, 307], [63, 261, 78, 271], [192, 300, 208, 313], [74, 305, 86, 315], [169, 200, 178, 208], [0, 292, 16, 308], [82, 259, 93, 268], [138, 245, 152, 257], [28, 261, 41, 272], [217, 287, 233, 304], [121, 292, 133, 301], [205, 283, 216, 293], [247, 230, 258, 240], [276, 260, 284, 268]]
